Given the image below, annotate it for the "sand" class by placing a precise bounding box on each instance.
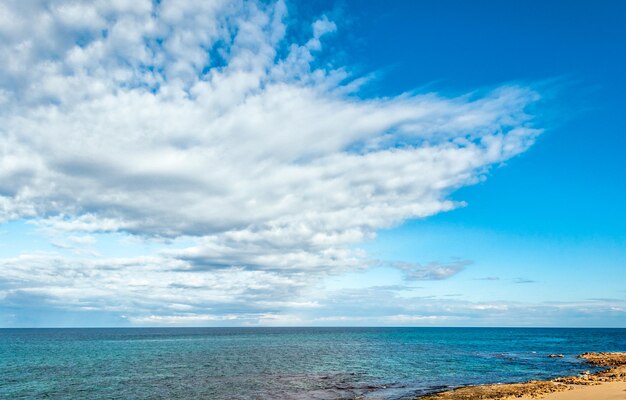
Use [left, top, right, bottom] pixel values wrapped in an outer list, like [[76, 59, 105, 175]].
[[537, 381, 626, 400], [419, 352, 626, 400]]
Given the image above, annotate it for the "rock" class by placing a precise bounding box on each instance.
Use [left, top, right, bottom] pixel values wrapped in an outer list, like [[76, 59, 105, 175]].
[[419, 353, 626, 399], [578, 352, 626, 366]]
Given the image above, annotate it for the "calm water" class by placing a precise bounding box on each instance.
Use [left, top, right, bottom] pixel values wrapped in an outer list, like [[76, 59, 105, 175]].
[[1, 328, 624, 399]]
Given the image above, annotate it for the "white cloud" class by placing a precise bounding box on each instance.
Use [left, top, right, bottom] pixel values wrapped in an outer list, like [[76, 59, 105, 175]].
[[1, 251, 624, 327], [0, 253, 312, 317], [393, 260, 471, 281], [0, 0, 547, 324]]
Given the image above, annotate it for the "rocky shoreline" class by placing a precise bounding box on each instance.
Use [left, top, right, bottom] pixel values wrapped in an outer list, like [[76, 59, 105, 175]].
[[417, 352, 626, 400]]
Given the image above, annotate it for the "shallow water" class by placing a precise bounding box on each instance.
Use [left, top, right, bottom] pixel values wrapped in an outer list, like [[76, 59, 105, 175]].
[[1, 327, 624, 399]]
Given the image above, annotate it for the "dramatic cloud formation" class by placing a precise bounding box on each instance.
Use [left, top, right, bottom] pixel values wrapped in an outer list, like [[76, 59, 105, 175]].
[[0, 0, 582, 326]]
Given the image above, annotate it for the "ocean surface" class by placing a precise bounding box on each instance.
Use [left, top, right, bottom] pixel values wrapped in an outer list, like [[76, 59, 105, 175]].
[[1, 327, 624, 399]]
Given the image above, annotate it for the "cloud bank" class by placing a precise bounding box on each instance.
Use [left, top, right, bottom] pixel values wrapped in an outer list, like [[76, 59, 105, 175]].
[[0, 0, 560, 325]]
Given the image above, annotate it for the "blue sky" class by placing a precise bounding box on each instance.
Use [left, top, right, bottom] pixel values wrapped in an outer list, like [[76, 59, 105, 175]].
[[0, 0, 624, 327], [356, 0, 626, 300]]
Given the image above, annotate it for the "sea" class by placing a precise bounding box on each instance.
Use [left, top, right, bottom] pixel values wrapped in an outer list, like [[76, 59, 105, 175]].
[[1, 327, 624, 399]]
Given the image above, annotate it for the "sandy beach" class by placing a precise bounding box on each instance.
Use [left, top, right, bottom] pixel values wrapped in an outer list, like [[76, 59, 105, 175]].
[[419, 352, 626, 400], [536, 382, 626, 400]]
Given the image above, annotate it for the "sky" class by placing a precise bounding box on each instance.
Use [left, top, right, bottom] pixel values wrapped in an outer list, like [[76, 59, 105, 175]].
[[0, 0, 624, 327]]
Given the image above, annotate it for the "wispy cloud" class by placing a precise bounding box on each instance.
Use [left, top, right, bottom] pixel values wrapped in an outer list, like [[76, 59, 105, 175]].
[[393, 260, 471, 281], [513, 278, 537, 284], [2, 252, 625, 327]]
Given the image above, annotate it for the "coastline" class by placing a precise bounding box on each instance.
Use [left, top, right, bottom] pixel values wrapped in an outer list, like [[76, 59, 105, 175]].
[[418, 352, 626, 400]]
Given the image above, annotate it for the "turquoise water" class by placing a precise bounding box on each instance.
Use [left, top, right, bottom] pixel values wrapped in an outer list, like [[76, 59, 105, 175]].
[[1, 328, 624, 399]]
